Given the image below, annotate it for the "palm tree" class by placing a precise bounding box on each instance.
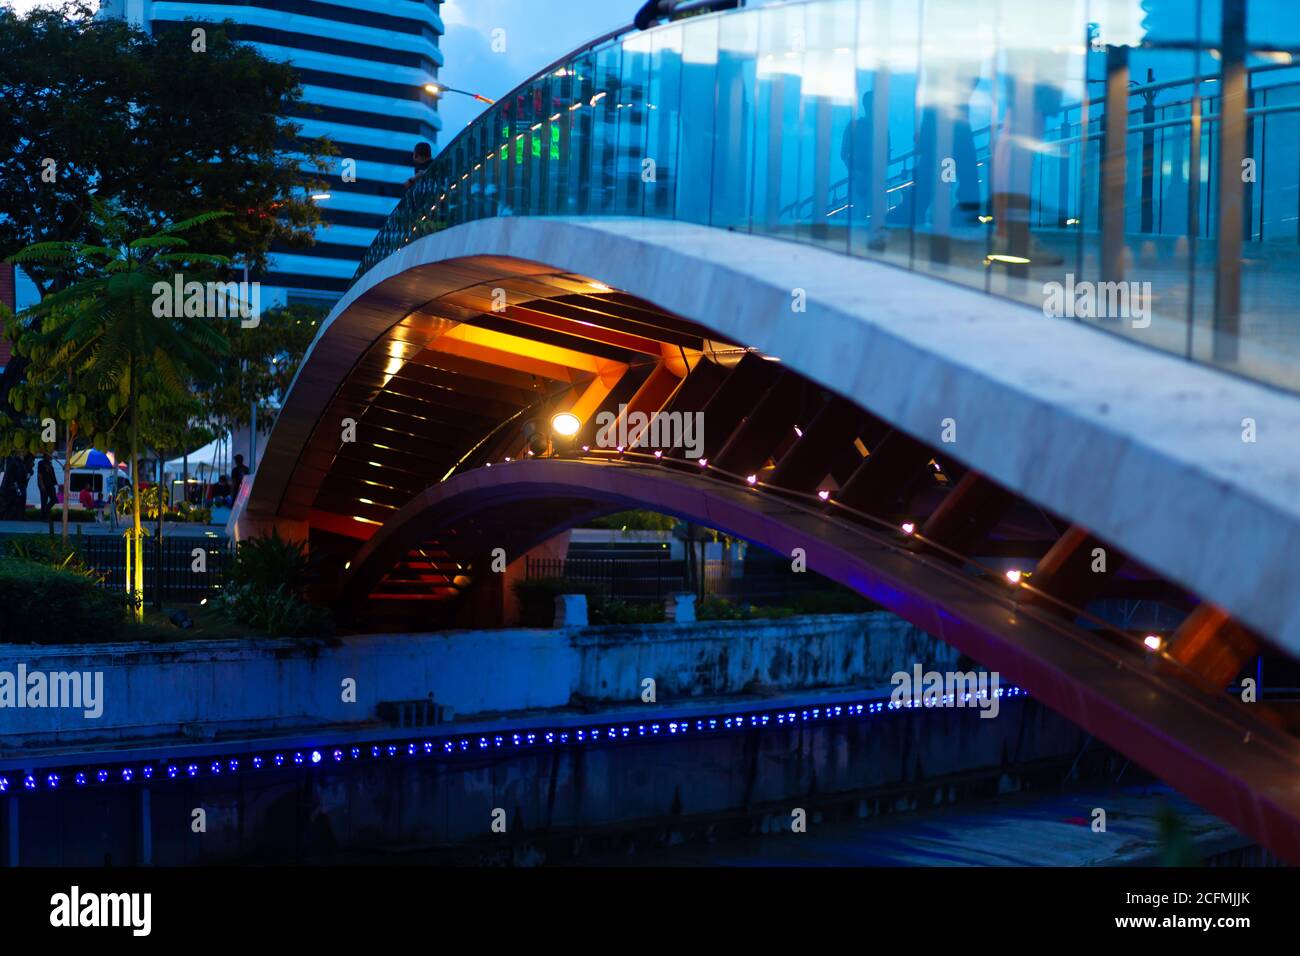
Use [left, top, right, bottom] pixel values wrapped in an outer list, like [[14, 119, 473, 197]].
[[8, 197, 232, 618]]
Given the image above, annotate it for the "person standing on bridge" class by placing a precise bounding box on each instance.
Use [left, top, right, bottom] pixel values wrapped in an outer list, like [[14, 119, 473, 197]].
[[405, 141, 433, 189], [889, 74, 982, 239], [842, 89, 889, 251]]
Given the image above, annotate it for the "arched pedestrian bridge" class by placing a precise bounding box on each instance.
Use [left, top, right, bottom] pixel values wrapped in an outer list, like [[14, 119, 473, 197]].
[[237, 0, 1300, 860]]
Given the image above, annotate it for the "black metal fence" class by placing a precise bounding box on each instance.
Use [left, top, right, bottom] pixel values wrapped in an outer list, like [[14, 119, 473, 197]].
[[525, 556, 687, 603], [73, 535, 234, 603], [525, 553, 838, 607]]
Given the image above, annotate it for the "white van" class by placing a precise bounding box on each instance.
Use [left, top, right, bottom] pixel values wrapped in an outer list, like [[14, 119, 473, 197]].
[[22, 458, 125, 510]]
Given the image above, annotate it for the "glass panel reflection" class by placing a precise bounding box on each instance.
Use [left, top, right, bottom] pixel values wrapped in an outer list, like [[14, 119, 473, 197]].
[[359, 0, 1300, 394]]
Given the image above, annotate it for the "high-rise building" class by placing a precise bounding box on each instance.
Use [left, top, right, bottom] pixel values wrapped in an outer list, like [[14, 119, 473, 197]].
[[101, 0, 444, 306]]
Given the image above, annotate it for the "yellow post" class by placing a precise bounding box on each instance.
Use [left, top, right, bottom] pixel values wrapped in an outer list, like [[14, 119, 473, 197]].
[[124, 524, 143, 621]]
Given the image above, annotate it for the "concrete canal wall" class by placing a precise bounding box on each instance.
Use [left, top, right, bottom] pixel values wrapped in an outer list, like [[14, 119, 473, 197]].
[[0, 613, 957, 749], [0, 613, 1100, 866], [4, 693, 1092, 866]]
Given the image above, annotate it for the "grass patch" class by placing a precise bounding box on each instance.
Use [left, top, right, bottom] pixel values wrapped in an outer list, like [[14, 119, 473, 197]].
[[128, 603, 266, 642]]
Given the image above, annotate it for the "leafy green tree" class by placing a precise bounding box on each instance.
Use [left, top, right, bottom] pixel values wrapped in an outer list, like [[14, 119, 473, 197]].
[[7, 198, 232, 617], [1, 300, 122, 543], [136, 385, 218, 547], [0, 1, 333, 410], [206, 303, 325, 434]]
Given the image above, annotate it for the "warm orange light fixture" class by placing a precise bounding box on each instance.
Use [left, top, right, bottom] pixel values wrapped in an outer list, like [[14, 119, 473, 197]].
[[551, 412, 582, 437]]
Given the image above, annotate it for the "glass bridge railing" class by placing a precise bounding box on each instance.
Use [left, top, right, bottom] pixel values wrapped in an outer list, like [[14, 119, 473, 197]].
[[357, 0, 1300, 394]]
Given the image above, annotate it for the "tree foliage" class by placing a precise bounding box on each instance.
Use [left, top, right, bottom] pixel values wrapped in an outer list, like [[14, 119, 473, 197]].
[[0, 0, 334, 406], [207, 303, 325, 433], [5, 198, 234, 616]]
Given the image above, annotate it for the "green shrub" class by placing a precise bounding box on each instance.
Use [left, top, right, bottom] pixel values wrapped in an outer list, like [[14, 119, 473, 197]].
[[115, 483, 170, 519], [215, 583, 333, 637], [172, 501, 212, 524], [696, 596, 747, 621], [589, 596, 664, 625], [5, 535, 99, 579], [230, 530, 311, 593], [215, 531, 330, 636], [0, 559, 126, 644]]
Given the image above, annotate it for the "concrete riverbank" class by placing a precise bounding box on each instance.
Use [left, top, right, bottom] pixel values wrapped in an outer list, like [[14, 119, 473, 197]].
[[0, 612, 954, 749], [0, 612, 1117, 866]]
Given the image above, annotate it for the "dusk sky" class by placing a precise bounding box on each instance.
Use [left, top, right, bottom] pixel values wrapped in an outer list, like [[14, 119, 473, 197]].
[[435, 0, 645, 153], [4, 0, 648, 157]]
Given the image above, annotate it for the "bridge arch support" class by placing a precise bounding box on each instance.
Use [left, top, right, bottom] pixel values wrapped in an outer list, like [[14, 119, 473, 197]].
[[245, 217, 1300, 654], [333, 457, 1300, 861], [231, 215, 1300, 862]]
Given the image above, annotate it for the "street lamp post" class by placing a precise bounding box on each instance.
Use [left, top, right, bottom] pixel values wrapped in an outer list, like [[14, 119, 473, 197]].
[[424, 83, 496, 105]]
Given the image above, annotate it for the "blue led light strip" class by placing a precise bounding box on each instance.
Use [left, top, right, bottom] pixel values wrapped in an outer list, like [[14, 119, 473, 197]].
[[0, 687, 1026, 796]]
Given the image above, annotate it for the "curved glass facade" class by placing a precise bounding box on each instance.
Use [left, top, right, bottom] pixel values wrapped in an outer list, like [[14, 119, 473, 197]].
[[359, 0, 1300, 393]]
